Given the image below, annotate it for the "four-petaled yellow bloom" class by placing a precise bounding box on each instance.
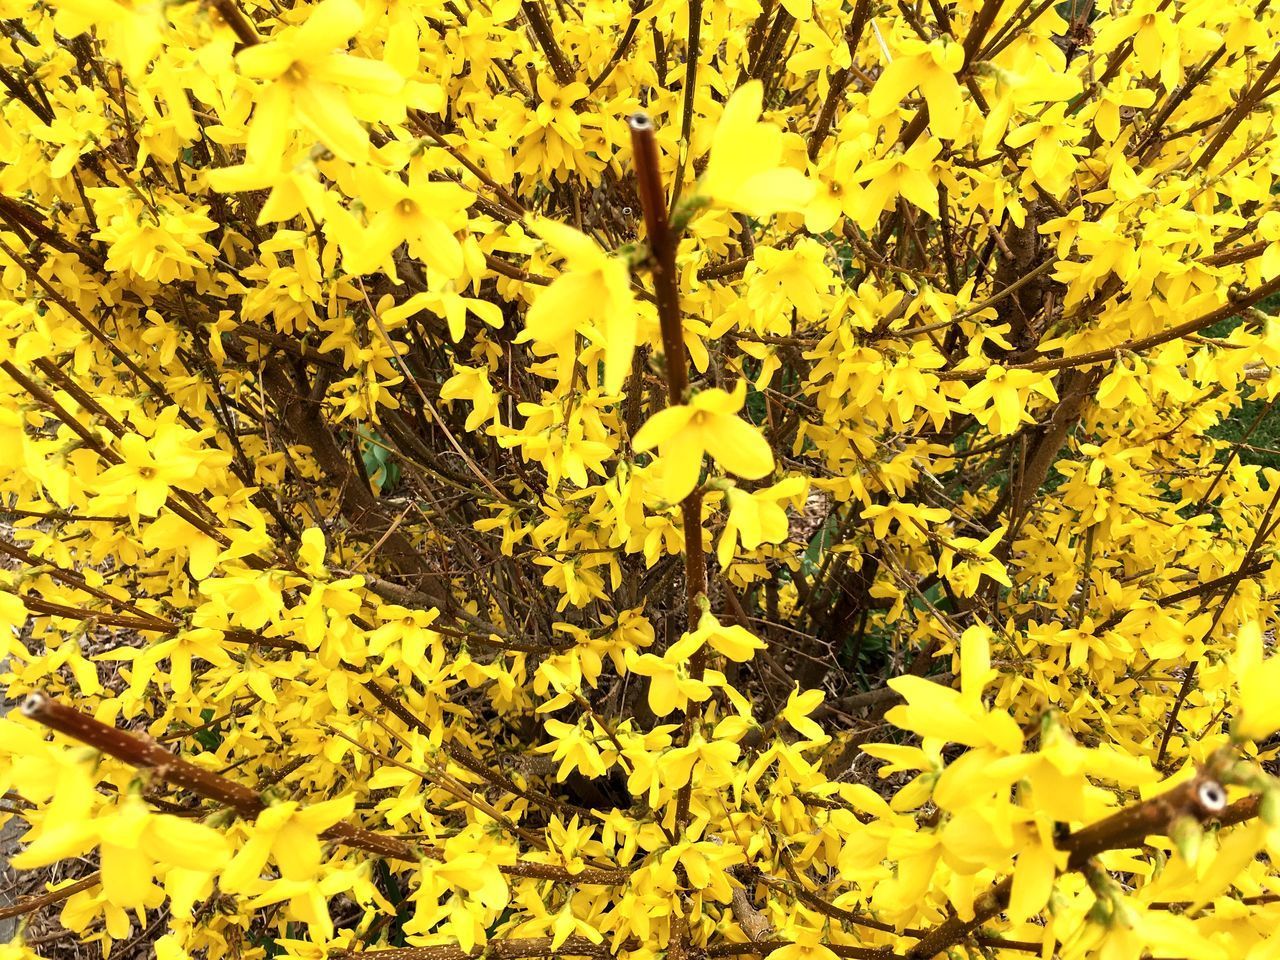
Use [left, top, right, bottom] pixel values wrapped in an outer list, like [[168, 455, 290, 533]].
[[633, 381, 775, 503], [699, 81, 815, 217], [518, 217, 641, 394], [233, 0, 403, 164]]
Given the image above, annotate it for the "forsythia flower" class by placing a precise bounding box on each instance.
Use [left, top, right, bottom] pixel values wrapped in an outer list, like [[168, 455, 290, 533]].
[[718, 476, 808, 566], [89, 188, 217, 283], [685, 609, 767, 662], [518, 217, 641, 393], [14, 794, 228, 910], [885, 626, 1023, 754], [4, 1, 1280, 959], [628, 630, 726, 717], [231, 0, 403, 164], [221, 797, 355, 891], [634, 381, 774, 502], [959, 365, 1060, 436], [699, 81, 815, 217], [868, 38, 966, 139], [1233, 621, 1280, 741]]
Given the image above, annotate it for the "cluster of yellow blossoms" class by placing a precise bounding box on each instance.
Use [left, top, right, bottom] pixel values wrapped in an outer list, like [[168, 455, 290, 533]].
[[1, 0, 1280, 958]]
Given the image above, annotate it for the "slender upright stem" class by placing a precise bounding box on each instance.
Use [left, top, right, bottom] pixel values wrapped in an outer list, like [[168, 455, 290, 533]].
[[806, 0, 872, 161], [630, 113, 687, 406], [521, 0, 575, 86], [669, 0, 703, 210], [960, 0, 1006, 69], [630, 113, 707, 631], [629, 113, 707, 851], [587, 0, 647, 94]]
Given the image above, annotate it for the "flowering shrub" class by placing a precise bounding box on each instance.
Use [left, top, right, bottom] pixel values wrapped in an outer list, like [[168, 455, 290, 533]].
[[2, 0, 1280, 958]]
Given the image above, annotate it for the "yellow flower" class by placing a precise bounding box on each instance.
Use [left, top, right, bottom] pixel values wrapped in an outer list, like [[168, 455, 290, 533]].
[[88, 188, 217, 283], [518, 217, 640, 393], [14, 794, 228, 910], [958, 365, 1060, 436], [718, 476, 807, 566], [860, 499, 951, 542], [936, 526, 1012, 597], [532, 75, 590, 148], [633, 381, 774, 503], [779, 686, 828, 743], [852, 138, 944, 229], [220, 796, 355, 891], [766, 936, 840, 960], [233, 0, 403, 163], [1004, 104, 1086, 190], [440, 364, 502, 430], [628, 632, 724, 717], [331, 169, 474, 279], [699, 81, 814, 217], [1234, 621, 1280, 741], [684, 609, 766, 663], [886, 675, 1024, 755], [867, 37, 965, 139], [95, 426, 228, 518]]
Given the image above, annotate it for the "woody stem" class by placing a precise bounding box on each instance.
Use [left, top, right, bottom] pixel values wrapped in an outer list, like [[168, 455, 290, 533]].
[[21, 692, 628, 883], [629, 113, 707, 845]]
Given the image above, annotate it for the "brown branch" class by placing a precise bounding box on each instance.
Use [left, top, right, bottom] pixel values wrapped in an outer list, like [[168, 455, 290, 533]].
[[0, 238, 203, 438], [1217, 791, 1262, 828], [485, 252, 553, 286], [0, 194, 99, 266], [938, 273, 1280, 382], [587, 0, 648, 94], [16, 595, 174, 632], [0, 536, 171, 629], [1095, 559, 1274, 632], [233, 321, 337, 365], [905, 771, 1232, 958], [698, 255, 752, 281], [1, 360, 237, 550], [0, 65, 54, 124], [1134, 43, 1227, 163], [961, 0, 1007, 68], [208, 0, 261, 48], [411, 113, 526, 217], [1155, 480, 1280, 768], [339, 936, 616, 959], [1202, 238, 1269, 268], [630, 112, 707, 633], [668, 0, 704, 209], [20, 693, 629, 884], [750, 7, 796, 84], [521, 1, 575, 85], [954, 259, 1057, 321], [706, 943, 903, 959], [0, 873, 101, 921], [629, 108, 709, 936], [1196, 46, 1280, 171], [1059, 774, 1228, 868], [23, 691, 268, 818], [1, 360, 117, 457], [975, 0, 1053, 62], [362, 681, 602, 821]]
